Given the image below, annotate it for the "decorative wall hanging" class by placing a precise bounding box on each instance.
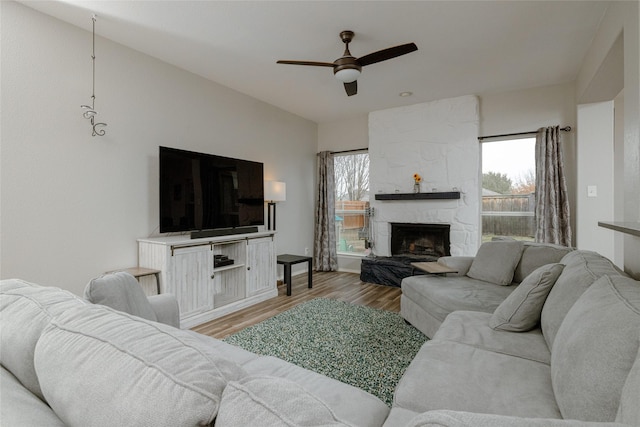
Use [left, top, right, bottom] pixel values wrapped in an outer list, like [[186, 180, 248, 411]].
[[80, 14, 107, 137]]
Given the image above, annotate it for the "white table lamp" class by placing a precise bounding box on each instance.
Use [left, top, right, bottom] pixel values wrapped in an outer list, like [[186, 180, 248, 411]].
[[265, 181, 286, 230]]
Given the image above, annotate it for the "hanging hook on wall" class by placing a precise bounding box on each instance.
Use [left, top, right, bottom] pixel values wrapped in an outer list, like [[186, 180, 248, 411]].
[[81, 14, 107, 137]]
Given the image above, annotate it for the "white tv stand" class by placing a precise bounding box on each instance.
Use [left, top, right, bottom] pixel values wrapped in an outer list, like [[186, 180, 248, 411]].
[[138, 231, 276, 329]]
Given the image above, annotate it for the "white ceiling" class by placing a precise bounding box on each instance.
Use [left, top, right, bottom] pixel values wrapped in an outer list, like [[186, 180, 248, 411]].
[[22, 1, 610, 124]]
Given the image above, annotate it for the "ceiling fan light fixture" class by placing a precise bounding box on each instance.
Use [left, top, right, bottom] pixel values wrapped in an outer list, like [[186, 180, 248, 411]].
[[334, 68, 360, 83]]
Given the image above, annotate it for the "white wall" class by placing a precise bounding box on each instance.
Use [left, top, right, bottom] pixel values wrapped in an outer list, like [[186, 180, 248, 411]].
[[576, 1, 640, 278], [317, 115, 369, 153], [576, 101, 615, 260], [1, 2, 317, 295], [613, 91, 625, 266]]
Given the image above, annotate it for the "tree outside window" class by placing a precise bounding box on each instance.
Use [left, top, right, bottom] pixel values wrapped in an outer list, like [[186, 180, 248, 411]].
[[334, 153, 370, 254], [481, 138, 536, 243]]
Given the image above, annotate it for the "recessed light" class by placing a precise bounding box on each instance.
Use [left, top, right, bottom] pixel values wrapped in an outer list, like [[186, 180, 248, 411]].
[[399, 91, 413, 97]]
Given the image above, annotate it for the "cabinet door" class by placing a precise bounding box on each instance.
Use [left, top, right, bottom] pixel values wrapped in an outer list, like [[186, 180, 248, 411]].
[[246, 237, 276, 297], [169, 245, 214, 319]]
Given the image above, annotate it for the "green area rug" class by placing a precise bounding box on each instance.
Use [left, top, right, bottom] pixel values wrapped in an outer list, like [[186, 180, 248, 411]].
[[223, 298, 428, 406]]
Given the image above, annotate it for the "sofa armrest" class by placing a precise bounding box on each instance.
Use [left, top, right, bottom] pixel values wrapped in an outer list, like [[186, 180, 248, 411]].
[[147, 294, 180, 328], [436, 257, 474, 276], [406, 410, 629, 427]]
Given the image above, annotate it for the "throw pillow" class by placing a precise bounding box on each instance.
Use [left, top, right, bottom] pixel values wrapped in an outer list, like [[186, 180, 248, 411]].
[[467, 240, 524, 286], [490, 263, 564, 332], [551, 275, 640, 422], [215, 376, 354, 427], [0, 282, 87, 400], [34, 304, 247, 427]]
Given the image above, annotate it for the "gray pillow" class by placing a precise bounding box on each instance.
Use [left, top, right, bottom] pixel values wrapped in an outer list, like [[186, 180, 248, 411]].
[[617, 340, 640, 425], [490, 263, 564, 332], [34, 304, 247, 426], [215, 376, 354, 427], [467, 241, 524, 286], [513, 243, 572, 283], [0, 283, 87, 400], [551, 275, 640, 422]]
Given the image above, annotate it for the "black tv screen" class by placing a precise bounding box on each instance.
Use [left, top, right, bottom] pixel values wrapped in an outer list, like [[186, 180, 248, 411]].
[[159, 146, 264, 233]]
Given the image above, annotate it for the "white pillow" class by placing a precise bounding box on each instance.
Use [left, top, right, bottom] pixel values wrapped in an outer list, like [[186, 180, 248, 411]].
[[467, 241, 524, 286], [490, 263, 564, 331], [215, 376, 354, 427]]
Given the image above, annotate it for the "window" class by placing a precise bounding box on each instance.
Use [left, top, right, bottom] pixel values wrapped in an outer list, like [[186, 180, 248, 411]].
[[334, 152, 370, 255], [481, 138, 536, 243]]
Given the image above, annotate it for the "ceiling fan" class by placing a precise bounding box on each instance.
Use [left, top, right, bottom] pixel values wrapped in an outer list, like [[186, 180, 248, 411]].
[[277, 31, 418, 96]]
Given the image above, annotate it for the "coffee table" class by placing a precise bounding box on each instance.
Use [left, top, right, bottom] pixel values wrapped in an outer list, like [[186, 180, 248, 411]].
[[411, 262, 458, 276]]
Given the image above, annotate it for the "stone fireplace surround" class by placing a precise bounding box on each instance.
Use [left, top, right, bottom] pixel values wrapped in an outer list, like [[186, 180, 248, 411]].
[[360, 95, 479, 286], [368, 95, 480, 258]]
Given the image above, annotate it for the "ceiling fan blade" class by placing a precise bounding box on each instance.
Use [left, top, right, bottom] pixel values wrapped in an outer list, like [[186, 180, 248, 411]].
[[357, 43, 418, 67], [276, 60, 336, 67], [344, 81, 357, 96]]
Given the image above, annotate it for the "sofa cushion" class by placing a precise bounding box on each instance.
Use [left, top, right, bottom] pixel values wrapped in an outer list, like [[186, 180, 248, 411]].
[[402, 275, 516, 326], [490, 263, 564, 332], [551, 275, 640, 422], [404, 410, 630, 427], [513, 242, 572, 283], [467, 241, 524, 285], [215, 376, 353, 427], [0, 280, 87, 400], [434, 311, 551, 364], [541, 250, 624, 349], [241, 355, 389, 427], [0, 366, 65, 426], [34, 304, 247, 427], [393, 339, 561, 418], [84, 271, 157, 322], [616, 336, 640, 425]]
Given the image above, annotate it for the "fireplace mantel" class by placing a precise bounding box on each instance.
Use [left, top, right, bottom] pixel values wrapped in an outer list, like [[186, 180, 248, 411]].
[[374, 191, 460, 201]]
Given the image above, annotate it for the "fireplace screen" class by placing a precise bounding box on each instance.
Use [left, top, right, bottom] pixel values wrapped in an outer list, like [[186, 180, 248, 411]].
[[390, 223, 451, 258]]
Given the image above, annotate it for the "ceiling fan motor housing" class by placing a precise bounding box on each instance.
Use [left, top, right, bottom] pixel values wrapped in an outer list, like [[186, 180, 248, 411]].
[[334, 31, 361, 82]]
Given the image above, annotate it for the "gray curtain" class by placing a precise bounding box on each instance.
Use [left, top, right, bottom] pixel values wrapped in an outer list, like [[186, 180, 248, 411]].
[[314, 151, 338, 271], [535, 126, 572, 246]]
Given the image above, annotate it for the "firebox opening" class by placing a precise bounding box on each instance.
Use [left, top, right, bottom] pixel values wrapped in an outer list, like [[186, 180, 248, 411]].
[[390, 223, 451, 258]]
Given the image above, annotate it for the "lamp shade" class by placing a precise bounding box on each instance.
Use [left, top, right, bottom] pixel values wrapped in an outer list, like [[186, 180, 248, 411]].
[[334, 68, 360, 83], [265, 181, 286, 202]]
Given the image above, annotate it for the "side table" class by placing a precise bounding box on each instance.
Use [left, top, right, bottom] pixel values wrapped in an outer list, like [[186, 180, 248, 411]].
[[277, 254, 312, 296], [107, 267, 161, 294]]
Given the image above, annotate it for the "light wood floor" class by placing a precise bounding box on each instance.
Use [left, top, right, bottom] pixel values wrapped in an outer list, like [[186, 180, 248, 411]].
[[191, 271, 401, 339]]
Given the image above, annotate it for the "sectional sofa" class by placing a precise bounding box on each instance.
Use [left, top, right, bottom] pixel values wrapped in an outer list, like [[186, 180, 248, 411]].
[[1, 242, 639, 426], [392, 242, 639, 426]]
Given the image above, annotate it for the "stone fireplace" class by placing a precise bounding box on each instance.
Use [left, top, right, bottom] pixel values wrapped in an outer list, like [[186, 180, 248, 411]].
[[390, 223, 451, 258], [360, 223, 451, 288], [367, 95, 480, 258]]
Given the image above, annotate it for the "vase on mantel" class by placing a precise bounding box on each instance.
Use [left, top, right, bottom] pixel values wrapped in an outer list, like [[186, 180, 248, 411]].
[[413, 183, 421, 193]]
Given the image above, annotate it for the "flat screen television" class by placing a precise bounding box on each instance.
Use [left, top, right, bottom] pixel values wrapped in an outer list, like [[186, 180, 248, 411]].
[[159, 146, 264, 234]]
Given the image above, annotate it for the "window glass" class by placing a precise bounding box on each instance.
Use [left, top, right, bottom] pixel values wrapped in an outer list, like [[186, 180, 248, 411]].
[[334, 152, 370, 255], [481, 138, 535, 243]]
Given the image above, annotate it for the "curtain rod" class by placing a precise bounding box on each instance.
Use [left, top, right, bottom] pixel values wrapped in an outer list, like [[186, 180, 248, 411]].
[[326, 147, 368, 155], [478, 126, 571, 141]]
